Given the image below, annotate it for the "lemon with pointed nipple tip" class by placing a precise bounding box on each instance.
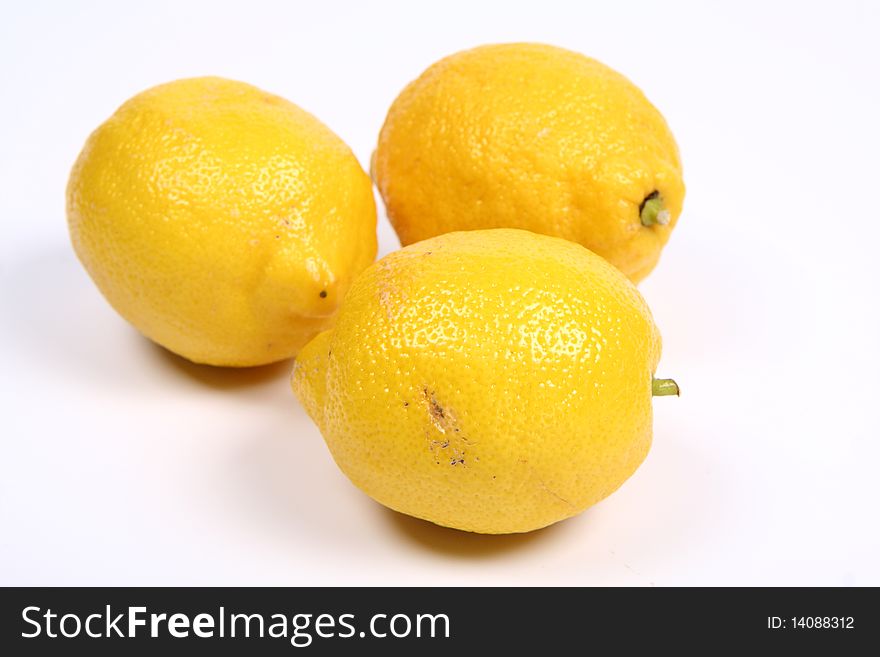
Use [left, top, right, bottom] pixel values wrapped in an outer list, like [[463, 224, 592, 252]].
[[292, 229, 678, 534], [67, 76, 377, 366], [373, 42, 685, 283]]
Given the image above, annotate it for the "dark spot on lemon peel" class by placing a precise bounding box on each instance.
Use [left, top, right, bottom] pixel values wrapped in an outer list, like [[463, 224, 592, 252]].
[[423, 388, 475, 467], [423, 387, 445, 421], [639, 190, 670, 227], [319, 290, 327, 298]]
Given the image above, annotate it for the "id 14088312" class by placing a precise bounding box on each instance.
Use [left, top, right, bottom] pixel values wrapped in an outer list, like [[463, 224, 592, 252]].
[[768, 617, 854, 630]]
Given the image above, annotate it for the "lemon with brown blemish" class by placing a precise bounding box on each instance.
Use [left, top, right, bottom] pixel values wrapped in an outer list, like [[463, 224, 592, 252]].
[[373, 43, 685, 283], [292, 229, 677, 534], [67, 77, 376, 366]]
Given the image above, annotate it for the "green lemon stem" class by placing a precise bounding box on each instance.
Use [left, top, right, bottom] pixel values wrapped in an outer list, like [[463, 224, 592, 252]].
[[640, 195, 671, 226], [652, 378, 680, 397]]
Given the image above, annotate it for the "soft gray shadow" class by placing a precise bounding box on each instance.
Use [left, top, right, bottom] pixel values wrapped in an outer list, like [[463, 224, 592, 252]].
[[2, 246, 295, 391], [382, 506, 573, 559], [586, 423, 723, 571], [147, 342, 293, 391], [0, 247, 138, 384], [223, 408, 381, 545]]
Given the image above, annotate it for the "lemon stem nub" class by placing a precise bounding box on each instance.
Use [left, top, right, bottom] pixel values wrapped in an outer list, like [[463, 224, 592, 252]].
[[640, 194, 670, 226], [652, 378, 680, 397]]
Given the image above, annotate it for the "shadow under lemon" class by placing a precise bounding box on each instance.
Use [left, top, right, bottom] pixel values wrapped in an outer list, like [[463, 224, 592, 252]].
[[147, 341, 293, 391], [2, 246, 296, 392], [382, 506, 576, 558]]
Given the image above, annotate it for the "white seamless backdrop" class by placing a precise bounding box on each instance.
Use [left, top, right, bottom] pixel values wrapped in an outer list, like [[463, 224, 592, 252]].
[[1, 0, 878, 585]]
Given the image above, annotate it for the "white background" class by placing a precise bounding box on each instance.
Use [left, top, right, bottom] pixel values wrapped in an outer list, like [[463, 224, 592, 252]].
[[1, 0, 878, 586]]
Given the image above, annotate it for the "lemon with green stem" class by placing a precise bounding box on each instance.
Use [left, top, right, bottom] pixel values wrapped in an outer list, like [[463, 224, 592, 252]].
[[373, 42, 685, 283], [293, 228, 678, 534]]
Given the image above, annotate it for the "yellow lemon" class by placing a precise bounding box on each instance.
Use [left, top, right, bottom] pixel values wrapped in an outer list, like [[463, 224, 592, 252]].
[[293, 229, 677, 534], [67, 77, 377, 366], [373, 43, 685, 283]]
